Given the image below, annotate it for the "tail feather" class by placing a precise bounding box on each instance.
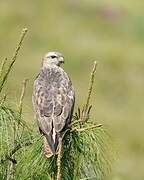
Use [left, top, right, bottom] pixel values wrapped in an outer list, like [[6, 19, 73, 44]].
[[43, 137, 53, 158], [43, 132, 60, 157], [45, 134, 55, 154]]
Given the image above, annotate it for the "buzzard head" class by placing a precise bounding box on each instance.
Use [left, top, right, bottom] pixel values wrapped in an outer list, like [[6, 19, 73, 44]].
[[42, 51, 64, 67]]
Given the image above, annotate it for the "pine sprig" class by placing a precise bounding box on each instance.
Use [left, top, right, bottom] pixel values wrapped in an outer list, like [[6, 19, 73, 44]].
[[0, 28, 28, 94]]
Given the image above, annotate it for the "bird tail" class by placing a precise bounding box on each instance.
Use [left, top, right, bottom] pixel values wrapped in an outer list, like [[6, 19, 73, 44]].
[[43, 132, 60, 158], [43, 137, 53, 158], [43, 135, 55, 158]]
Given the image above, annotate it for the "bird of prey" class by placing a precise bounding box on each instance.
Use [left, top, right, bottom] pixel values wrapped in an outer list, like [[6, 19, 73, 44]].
[[32, 51, 75, 157]]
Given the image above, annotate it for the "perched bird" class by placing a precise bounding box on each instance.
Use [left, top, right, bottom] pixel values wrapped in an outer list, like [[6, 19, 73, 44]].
[[32, 52, 75, 157]]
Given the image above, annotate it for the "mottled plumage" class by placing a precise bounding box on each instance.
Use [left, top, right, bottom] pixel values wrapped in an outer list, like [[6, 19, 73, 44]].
[[32, 52, 75, 157]]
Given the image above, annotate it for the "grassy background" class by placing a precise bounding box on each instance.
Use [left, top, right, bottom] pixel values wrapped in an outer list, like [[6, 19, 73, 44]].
[[0, 0, 144, 179]]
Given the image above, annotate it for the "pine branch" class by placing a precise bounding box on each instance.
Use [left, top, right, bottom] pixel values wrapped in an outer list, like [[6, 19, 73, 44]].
[[85, 61, 97, 112], [18, 78, 28, 116], [0, 57, 7, 76], [0, 28, 28, 94], [81, 61, 97, 122], [0, 93, 7, 105], [57, 137, 63, 180], [70, 119, 83, 127], [72, 124, 102, 133], [1, 140, 34, 164]]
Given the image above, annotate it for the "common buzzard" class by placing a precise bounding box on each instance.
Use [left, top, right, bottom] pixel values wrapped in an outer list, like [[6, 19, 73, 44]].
[[32, 52, 75, 157]]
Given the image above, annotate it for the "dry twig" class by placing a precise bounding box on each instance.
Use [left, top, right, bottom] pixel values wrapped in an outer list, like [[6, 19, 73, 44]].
[[57, 137, 63, 180], [81, 61, 97, 122], [19, 78, 28, 116], [85, 61, 97, 112], [71, 124, 102, 133], [0, 57, 7, 76], [0, 28, 28, 94]]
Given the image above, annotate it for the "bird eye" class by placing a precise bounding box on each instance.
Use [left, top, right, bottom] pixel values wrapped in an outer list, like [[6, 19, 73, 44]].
[[51, 55, 57, 59]]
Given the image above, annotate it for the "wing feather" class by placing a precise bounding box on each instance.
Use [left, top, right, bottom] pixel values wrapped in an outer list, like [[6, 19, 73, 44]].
[[32, 66, 75, 153]]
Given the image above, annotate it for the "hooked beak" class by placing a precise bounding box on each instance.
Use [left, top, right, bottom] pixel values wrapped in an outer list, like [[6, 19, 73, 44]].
[[59, 56, 64, 64]]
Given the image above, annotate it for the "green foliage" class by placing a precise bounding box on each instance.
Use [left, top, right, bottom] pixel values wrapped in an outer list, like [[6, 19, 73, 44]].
[[0, 105, 112, 180], [0, 104, 34, 179]]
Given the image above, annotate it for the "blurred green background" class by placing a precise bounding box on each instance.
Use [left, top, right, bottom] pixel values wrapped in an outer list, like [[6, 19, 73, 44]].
[[0, 0, 144, 179]]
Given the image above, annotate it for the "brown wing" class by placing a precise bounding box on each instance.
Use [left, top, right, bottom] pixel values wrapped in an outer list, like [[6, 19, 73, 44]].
[[32, 78, 55, 153], [53, 82, 75, 132], [32, 67, 75, 153]]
